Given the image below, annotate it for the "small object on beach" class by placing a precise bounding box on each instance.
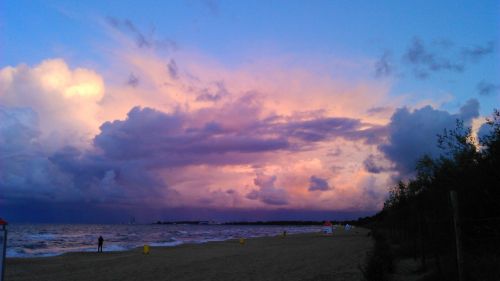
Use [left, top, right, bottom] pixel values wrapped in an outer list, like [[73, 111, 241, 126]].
[[239, 238, 245, 245], [143, 244, 150, 255], [97, 236, 104, 252], [282, 230, 287, 238], [322, 221, 333, 236], [0, 218, 8, 281]]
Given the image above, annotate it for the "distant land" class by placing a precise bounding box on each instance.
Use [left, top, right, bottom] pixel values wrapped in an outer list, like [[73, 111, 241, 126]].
[[153, 219, 367, 226]]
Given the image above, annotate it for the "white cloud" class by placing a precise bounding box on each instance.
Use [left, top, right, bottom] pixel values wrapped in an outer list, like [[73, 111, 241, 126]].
[[0, 59, 105, 150]]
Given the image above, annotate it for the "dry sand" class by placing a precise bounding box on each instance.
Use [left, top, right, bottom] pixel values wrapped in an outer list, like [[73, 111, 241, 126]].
[[6, 227, 372, 281]]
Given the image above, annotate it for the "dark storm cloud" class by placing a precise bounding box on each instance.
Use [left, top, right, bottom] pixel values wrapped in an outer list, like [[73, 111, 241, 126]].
[[308, 176, 331, 192], [0, 105, 175, 211], [92, 106, 385, 168], [1, 96, 388, 218], [0, 106, 79, 202], [477, 81, 500, 96], [377, 99, 479, 177], [74, 99, 385, 173], [94, 107, 290, 165]]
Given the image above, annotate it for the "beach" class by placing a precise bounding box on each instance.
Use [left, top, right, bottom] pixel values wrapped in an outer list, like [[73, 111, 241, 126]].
[[6, 227, 371, 281]]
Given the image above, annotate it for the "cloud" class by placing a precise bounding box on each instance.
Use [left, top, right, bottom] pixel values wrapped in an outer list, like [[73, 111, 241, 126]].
[[1, 44, 398, 220], [308, 176, 331, 191], [376, 38, 495, 80], [196, 81, 228, 102], [378, 99, 479, 177], [278, 116, 387, 146], [404, 37, 464, 79], [167, 59, 178, 79], [477, 81, 500, 96], [93, 106, 290, 166], [106, 17, 151, 48], [459, 99, 480, 121], [1, 94, 389, 216], [0, 106, 78, 203], [462, 41, 495, 61], [46, 142, 177, 208], [367, 106, 393, 115], [127, 73, 139, 87], [359, 176, 387, 210], [0, 59, 104, 150], [247, 174, 289, 205], [327, 148, 342, 157], [363, 154, 393, 174], [478, 121, 496, 141], [105, 17, 177, 51], [374, 51, 393, 78]]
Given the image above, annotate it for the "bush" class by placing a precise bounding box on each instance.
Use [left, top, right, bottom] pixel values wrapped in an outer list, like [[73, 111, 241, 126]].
[[361, 231, 393, 281]]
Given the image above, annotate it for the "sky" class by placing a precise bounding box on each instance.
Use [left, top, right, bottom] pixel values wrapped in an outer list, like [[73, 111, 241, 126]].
[[1, 0, 499, 223]]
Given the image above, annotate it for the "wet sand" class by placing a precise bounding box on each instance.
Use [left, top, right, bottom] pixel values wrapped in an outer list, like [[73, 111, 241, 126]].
[[6, 228, 372, 281]]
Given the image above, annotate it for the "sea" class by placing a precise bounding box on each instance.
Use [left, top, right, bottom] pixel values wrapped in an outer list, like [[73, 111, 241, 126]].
[[6, 224, 322, 258]]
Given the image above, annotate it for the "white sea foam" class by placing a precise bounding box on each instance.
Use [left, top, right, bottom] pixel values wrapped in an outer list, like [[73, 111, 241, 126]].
[[149, 240, 183, 247]]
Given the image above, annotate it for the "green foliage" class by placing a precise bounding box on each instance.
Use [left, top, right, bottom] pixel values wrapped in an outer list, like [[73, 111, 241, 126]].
[[382, 108, 500, 219], [365, 109, 500, 280]]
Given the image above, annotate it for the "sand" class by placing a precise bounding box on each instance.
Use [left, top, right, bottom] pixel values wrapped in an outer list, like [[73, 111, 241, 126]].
[[6, 227, 372, 281]]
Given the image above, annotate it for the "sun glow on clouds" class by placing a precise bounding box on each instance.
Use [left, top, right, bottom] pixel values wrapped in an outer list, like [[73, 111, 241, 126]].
[[0, 59, 104, 150], [0, 25, 409, 216]]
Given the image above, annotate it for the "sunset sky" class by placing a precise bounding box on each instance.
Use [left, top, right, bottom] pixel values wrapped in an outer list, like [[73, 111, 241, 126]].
[[1, 0, 499, 223]]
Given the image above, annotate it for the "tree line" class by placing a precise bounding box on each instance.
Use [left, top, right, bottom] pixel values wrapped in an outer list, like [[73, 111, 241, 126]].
[[361, 109, 500, 281]]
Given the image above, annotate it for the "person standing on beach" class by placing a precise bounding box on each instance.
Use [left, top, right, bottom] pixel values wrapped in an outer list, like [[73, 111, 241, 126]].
[[98, 236, 104, 252]]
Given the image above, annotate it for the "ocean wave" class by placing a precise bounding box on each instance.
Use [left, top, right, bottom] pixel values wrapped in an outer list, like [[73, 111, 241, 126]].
[[27, 233, 57, 240], [6, 224, 320, 258], [149, 240, 183, 247]]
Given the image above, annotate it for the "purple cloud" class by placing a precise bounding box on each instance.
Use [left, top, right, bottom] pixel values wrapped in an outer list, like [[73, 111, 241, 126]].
[[196, 81, 228, 102], [308, 176, 331, 192], [247, 174, 289, 205], [363, 154, 392, 174], [377, 99, 479, 177]]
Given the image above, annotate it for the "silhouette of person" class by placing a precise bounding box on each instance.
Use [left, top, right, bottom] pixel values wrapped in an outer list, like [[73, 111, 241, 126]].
[[98, 236, 104, 252]]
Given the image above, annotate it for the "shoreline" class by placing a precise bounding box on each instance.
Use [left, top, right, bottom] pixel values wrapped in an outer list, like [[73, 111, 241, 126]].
[[7, 231, 315, 260], [6, 224, 322, 259], [6, 228, 371, 281]]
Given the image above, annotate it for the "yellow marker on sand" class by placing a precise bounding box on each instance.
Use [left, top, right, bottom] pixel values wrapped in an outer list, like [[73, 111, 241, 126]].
[[239, 238, 245, 245], [143, 244, 150, 254]]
